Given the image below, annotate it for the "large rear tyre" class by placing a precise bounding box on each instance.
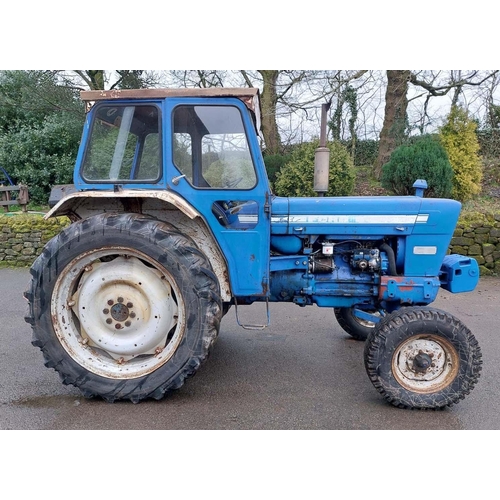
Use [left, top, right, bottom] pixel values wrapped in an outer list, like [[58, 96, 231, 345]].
[[24, 213, 222, 403], [364, 307, 482, 409]]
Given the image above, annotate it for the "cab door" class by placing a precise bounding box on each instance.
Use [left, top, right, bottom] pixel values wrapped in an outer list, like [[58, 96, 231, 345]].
[[165, 98, 271, 297]]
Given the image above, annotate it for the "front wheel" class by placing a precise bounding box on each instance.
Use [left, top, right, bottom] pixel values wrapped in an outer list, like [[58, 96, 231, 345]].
[[25, 213, 222, 403], [364, 307, 482, 409]]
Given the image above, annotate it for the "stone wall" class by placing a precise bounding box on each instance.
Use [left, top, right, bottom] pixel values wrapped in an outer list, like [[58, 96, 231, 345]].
[[1, 212, 500, 276], [0, 214, 69, 268], [449, 211, 500, 276]]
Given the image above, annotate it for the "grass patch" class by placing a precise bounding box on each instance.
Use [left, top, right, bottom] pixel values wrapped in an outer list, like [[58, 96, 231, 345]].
[[1, 201, 49, 214], [353, 165, 389, 196], [461, 196, 500, 216]]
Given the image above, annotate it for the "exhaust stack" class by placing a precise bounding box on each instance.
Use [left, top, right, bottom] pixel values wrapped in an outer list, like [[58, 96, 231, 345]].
[[314, 102, 331, 196]]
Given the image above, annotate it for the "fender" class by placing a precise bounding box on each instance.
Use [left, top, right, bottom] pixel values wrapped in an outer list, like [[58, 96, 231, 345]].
[[45, 188, 232, 301]]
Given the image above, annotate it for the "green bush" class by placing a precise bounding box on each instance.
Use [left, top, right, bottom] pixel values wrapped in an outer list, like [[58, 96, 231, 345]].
[[263, 153, 292, 188], [439, 106, 483, 202], [381, 135, 453, 198], [0, 113, 81, 204], [274, 140, 355, 197]]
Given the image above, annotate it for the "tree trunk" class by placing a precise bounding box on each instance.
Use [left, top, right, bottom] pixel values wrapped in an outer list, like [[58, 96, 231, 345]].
[[86, 70, 105, 90], [258, 70, 282, 155], [374, 70, 410, 179]]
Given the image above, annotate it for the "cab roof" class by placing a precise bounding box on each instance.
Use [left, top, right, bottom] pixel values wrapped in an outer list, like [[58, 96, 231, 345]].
[[81, 87, 260, 112], [80, 87, 262, 134]]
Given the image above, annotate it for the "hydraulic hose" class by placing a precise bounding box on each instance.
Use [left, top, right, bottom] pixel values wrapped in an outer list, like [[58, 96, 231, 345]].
[[380, 242, 398, 276]]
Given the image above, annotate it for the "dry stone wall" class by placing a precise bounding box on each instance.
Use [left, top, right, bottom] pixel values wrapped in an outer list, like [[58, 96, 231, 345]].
[[449, 212, 500, 276], [0, 214, 69, 268]]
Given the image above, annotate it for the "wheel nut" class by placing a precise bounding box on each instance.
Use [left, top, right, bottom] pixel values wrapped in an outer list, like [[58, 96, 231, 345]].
[[117, 297, 124, 303], [130, 312, 136, 318], [125, 321, 131, 327], [106, 318, 112, 324], [115, 323, 122, 329], [107, 299, 114, 306], [103, 308, 109, 314], [127, 302, 133, 308]]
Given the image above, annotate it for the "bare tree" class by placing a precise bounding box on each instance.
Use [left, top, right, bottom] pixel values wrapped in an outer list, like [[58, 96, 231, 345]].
[[409, 70, 498, 129], [239, 70, 310, 154], [477, 72, 500, 129], [168, 70, 229, 88], [58, 71, 161, 91], [240, 70, 369, 154]]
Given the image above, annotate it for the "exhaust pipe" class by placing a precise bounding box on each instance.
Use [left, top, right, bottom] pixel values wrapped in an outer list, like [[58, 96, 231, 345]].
[[314, 102, 331, 196]]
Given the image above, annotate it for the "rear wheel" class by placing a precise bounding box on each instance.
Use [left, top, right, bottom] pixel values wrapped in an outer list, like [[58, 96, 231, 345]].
[[25, 213, 222, 403], [364, 306, 482, 409]]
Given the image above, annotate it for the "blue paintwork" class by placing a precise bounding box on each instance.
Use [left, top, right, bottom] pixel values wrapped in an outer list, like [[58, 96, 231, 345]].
[[271, 195, 461, 277], [440, 254, 479, 292], [71, 93, 478, 312], [413, 179, 428, 197], [164, 97, 271, 296]]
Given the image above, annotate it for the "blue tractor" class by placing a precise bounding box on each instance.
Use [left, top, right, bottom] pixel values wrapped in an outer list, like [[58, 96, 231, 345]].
[[25, 88, 482, 409]]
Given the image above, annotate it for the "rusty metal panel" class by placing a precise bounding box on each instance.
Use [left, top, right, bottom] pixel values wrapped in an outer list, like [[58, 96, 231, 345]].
[[81, 88, 260, 112], [45, 189, 199, 220]]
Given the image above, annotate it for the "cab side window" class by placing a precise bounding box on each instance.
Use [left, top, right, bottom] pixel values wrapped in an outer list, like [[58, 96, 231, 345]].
[[173, 105, 257, 190]]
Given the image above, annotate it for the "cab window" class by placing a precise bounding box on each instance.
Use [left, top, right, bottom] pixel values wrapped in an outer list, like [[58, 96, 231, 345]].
[[173, 105, 257, 190], [82, 104, 162, 183]]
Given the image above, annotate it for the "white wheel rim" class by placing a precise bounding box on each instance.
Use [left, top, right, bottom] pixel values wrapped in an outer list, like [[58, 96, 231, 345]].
[[52, 248, 185, 380], [392, 334, 459, 393]]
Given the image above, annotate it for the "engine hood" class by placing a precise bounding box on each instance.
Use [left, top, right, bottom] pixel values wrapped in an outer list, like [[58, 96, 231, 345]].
[[270, 195, 461, 239]]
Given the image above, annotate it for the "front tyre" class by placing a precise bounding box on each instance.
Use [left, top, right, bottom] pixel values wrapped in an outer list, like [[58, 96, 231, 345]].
[[24, 213, 222, 403], [364, 307, 482, 410]]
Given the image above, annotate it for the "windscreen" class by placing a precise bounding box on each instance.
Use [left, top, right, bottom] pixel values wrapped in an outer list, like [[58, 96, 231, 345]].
[[81, 104, 161, 183]]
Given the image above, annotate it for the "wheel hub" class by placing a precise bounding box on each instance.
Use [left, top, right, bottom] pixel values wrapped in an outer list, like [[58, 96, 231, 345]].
[[400, 340, 446, 381], [412, 351, 433, 372], [392, 334, 459, 393], [110, 301, 131, 322]]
